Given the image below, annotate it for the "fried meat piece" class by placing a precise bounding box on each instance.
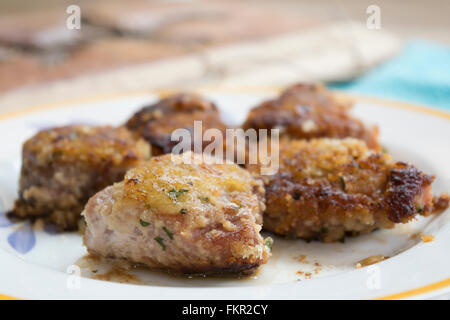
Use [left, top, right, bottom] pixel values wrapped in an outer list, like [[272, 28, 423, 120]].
[[125, 93, 228, 155], [247, 138, 445, 242], [242, 83, 380, 150], [11, 125, 150, 230], [83, 152, 270, 275]]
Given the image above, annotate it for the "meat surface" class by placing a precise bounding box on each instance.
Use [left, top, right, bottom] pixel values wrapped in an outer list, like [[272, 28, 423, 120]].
[[83, 152, 270, 275], [247, 138, 446, 242], [11, 125, 150, 230], [125, 93, 228, 155], [242, 83, 380, 150]]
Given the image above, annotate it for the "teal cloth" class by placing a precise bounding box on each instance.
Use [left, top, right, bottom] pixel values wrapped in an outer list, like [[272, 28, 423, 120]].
[[329, 40, 450, 111]]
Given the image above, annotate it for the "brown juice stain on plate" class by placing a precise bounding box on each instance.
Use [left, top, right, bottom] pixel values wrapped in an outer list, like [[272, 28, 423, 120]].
[[75, 253, 259, 285], [92, 267, 141, 284], [295, 256, 323, 280], [355, 255, 388, 268], [76, 253, 142, 285]]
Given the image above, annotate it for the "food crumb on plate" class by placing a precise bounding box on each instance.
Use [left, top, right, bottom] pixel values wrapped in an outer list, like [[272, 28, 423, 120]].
[[420, 233, 435, 243], [355, 255, 388, 268], [411, 232, 435, 242]]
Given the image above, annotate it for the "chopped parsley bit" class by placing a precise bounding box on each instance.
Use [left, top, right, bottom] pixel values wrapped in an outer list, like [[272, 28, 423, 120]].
[[264, 237, 274, 251], [154, 237, 166, 250], [200, 196, 210, 203], [180, 208, 187, 214], [163, 226, 174, 240], [140, 219, 150, 227], [340, 176, 346, 191], [417, 206, 423, 213], [168, 188, 189, 200], [144, 204, 151, 210]]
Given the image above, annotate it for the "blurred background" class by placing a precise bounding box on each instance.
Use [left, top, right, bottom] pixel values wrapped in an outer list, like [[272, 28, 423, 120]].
[[0, 0, 449, 112]]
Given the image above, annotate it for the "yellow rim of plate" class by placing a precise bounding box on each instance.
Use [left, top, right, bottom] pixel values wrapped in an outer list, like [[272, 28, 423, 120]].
[[0, 86, 448, 300]]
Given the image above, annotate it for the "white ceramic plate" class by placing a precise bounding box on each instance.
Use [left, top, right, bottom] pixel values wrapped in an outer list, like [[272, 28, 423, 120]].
[[0, 88, 449, 300]]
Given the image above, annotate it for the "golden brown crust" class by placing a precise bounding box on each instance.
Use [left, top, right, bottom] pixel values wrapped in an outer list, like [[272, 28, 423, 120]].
[[385, 162, 434, 223], [247, 138, 437, 242], [125, 93, 228, 155], [11, 125, 150, 230], [432, 193, 450, 214], [83, 152, 270, 275], [242, 83, 380, 150], [22, 125, 149, 166]]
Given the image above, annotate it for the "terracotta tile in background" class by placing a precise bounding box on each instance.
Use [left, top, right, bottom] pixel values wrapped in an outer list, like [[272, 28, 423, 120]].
[[57, 39, 189, 72], [0, 39, 189, 92], [84, 1, 321, 44], [0, 10, 107, 51], [83, 1, 227, 36], [0, 0, 323, 93]]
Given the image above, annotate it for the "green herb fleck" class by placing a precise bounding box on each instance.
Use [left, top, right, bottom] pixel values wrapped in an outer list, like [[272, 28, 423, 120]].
[[140, 219, 150, 227], [144, 204, 151, 210], [264, 237, 274, 251], [180, 208, 187, 214], [187, 181, 193, 186], [163, 226, 174, 240], [200, 196, 210, 203], [340, 176, 346, 191], [339, 235, 346, 243], [168, 188, 189, 200], [417, 206, 423, 213], [154, 237, 166, 250]]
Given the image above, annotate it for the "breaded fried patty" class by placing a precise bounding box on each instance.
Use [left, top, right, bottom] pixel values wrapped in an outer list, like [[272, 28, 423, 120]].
[[247, 138, 445, 242], [11, 125, 150, 230], [83, 152, 270, 275], [242, 83, 380, 150], [125, 93, 228, 155]]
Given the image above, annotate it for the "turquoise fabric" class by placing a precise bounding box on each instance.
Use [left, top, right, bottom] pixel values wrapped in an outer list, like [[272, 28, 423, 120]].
[[329, 40, 450, 111]]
